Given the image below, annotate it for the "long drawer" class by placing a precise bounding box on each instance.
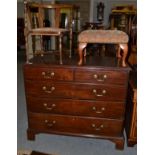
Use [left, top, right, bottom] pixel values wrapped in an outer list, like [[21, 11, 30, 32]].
[[75, 69, 128, 85], [29, 113, 123, 137], [25, 81, 127, 101], [26, 97, 125, 119], [24, 66, 73, 81]]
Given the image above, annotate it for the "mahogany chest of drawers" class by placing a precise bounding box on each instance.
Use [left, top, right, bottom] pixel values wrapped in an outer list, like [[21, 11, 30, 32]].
[[23, 56, 130, 150]]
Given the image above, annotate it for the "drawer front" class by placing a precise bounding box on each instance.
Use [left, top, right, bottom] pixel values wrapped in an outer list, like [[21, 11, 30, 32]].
[[27, 97, 125, 119], [24, 66, 73, 81], [25, 81, 127, 101], [29, 113, 123, 137], [75, 69, 128, 85]]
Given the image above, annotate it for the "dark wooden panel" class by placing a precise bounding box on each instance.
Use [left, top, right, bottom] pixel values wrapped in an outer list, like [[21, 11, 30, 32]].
[[29, 113, 123, 137], [26, 97, 125, 119]]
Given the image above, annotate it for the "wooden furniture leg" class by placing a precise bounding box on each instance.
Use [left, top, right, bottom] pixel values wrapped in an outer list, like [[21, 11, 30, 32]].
[[40, 35, 44, 56], [78, 43, 87, 65], [115, 139, 124, 150], [111, 136, 125, 150], [69, 29, 72, 58], [59, 34, 63, 65], [127, 139, 137, 147], [27, 129, 36, 140], [116, 45, 121, 58], [120, 43, 128, 67]]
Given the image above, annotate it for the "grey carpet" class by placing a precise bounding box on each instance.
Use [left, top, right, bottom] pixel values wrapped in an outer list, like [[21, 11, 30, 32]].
[[17, 51, 137, 155]]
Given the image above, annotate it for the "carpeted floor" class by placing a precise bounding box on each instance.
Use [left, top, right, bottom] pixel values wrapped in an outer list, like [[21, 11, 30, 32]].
[[17, 50, 137, 155]]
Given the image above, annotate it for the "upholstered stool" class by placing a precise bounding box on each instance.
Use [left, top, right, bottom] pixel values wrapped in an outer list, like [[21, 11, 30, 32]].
[[78, 30, 129, 67]]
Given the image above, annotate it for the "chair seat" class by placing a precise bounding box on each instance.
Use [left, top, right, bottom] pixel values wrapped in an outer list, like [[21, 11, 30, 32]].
[[29, 27, 69, 36], [78, 30, 128, 44]]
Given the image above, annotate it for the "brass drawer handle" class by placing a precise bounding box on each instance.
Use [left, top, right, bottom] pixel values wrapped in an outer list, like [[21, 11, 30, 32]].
[[43, 103, 56, 111], [45, 120, 56, 127], [42, 86, 55, 93], [93, 74, 107, 82], [91, 124, 104, 131], [93, 89, 106, 96], [92, 106, 105, 114], [42, 71, 55, 79]]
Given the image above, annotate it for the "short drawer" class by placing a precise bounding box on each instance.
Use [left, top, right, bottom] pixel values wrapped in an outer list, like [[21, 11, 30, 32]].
[[25, 81, 127, 101], [29, 113, 124, 137], [26, 97, 125, 119], [24, 66, 73, 81], [75, 69, 128, 85]]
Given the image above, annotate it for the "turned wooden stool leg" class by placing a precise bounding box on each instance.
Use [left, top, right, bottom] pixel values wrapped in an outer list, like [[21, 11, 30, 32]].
[[120, 43, 128, 67], [78, 42, 87, 65]]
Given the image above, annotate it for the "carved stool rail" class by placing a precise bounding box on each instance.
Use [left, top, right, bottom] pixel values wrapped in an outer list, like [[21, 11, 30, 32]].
[[78, 30, 129, 67]]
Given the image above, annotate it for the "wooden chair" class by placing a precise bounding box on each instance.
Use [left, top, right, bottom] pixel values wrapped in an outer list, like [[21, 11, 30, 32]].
[[24, 0, 75, 64]]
